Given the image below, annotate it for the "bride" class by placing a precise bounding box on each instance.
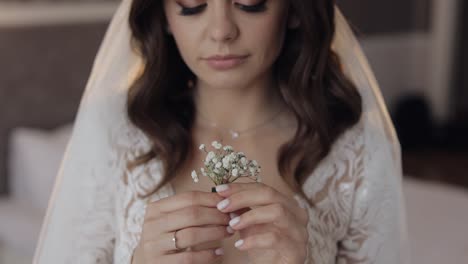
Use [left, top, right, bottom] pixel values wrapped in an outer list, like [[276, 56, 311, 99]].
[[33, 0, 411, 263]]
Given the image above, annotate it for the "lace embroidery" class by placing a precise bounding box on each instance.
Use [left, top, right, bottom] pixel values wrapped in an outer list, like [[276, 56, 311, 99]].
[[111, 121, 174, 263], [112, 112, 405, 264]]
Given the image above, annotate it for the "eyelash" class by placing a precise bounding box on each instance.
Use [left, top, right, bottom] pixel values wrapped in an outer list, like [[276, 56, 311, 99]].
[[178, 0, 267, 16]]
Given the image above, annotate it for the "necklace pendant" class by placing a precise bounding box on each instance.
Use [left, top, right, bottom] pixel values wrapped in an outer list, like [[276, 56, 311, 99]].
[[229, 130, 240, 139]]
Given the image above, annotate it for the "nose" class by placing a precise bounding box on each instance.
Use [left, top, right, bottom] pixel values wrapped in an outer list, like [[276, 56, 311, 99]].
[[208, 8, 239, 43]]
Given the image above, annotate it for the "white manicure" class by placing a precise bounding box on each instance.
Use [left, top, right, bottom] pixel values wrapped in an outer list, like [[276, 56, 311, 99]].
[[217, 199, 229, 210], [229, 212, 238, 219], [229, 216, 240, 227], [234, 239, 244, 248], [216, 184, 229, 192], [215, 248, 224, 255]]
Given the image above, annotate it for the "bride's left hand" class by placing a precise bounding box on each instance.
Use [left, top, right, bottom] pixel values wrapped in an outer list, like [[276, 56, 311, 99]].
[[215, 182, 310, 264]]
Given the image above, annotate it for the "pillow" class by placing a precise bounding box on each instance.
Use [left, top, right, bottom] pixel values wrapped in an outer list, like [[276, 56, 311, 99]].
[[8, 123, 73, 212]]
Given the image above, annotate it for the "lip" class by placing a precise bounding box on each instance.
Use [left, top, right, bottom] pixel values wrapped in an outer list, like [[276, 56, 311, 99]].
[[203, 54, 249, 70]]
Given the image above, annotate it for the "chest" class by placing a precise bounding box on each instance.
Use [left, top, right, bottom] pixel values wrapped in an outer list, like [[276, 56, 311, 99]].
[[171, 129, 298, 200], [169, 133, 298, 263]]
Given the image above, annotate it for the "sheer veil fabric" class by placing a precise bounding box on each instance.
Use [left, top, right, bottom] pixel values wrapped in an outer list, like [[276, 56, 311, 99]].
[[33, 0, 411, 263]]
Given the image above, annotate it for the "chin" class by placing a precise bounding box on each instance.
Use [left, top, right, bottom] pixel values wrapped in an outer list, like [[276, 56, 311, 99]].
[[199, 72, 256, 89]]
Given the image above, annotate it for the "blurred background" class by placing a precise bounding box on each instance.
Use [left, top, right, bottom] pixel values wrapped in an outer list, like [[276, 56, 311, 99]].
[[0, 0, 466, 263]]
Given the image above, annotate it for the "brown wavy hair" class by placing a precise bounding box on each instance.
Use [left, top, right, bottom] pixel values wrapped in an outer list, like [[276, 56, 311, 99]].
[[127, 0, 362, 202]]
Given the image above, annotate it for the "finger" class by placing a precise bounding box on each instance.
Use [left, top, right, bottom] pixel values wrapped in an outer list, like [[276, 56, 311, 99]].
[[229, 208, 250, 220], [155, 247, 224, 263], [228, 204, 289, 230], [238, 222, 277, 238], [146, 206, 231, 235], [228, 204, 307, 242], [214, 182, 263, 196], [146, 191, 225, 221], [146, 225, 233, 254], [234, 231, 286, 251], [216, 184, 301, 217]]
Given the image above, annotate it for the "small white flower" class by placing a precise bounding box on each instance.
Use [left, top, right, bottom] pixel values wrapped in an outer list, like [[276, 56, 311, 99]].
[[192, 142, 261, 186], [223, 145, 234, 152], [222, 156, 230, 168], [233, 162, 240, 168], [205, 151, 215, 163], [191, 170, 199, 183], [240, 157, 247, 166], [229, 153, 237, 161], [212, 141, 222, 149]]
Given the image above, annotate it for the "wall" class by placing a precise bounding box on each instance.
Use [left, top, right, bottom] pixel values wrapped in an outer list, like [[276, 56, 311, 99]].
[[339, 0, 459, 122], [0, 3, 116, 194]]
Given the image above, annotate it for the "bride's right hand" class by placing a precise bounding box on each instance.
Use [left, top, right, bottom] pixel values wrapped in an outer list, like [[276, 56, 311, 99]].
[[134, 191, 234, 264]]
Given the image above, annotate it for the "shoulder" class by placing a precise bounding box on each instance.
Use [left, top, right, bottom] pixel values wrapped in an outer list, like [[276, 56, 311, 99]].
[[300, 107, 402, 201], [108, 117, 154, 167]]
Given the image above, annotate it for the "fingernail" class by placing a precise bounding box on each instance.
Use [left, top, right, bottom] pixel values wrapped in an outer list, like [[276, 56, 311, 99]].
[[216, 184, 229, 192], [229, 216, 240, 227], [215, 247, 224, 255], [227, 226, 235, 234], [229, 212, 238, 219], [217, 199, 230, 210], [234, 239, 244, 248]]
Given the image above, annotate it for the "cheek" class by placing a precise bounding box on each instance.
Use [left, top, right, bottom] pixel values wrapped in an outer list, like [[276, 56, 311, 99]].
[[246, 17, 288, 69], [172, 32, 195, 59]]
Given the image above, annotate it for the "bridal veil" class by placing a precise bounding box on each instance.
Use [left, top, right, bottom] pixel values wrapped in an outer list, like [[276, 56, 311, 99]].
[[33, 0, 411, 262]]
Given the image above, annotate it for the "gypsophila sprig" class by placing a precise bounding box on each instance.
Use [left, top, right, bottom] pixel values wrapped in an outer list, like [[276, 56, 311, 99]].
[[191, 141, 262, 186]]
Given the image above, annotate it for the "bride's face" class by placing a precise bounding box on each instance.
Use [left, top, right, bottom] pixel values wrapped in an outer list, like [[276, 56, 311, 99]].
[[163, 0, 292, 89]]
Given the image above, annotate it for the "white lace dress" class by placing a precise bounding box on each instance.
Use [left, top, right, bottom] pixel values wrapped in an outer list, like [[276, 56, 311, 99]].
[[34, 107, 411, 264], [69, 104, 407, 264]]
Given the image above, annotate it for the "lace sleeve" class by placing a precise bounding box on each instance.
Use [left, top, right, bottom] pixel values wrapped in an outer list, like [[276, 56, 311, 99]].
[[336, 124, 411, 264]]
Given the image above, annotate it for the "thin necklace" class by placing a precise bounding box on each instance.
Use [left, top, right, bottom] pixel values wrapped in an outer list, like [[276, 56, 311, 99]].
[[197, 108, 284, 139]]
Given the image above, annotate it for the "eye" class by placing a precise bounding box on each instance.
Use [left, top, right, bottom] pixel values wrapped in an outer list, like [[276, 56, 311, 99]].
[[177, 0, 268, 16], [235, 0, 268, 13], [178, 3, 207, 16]]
